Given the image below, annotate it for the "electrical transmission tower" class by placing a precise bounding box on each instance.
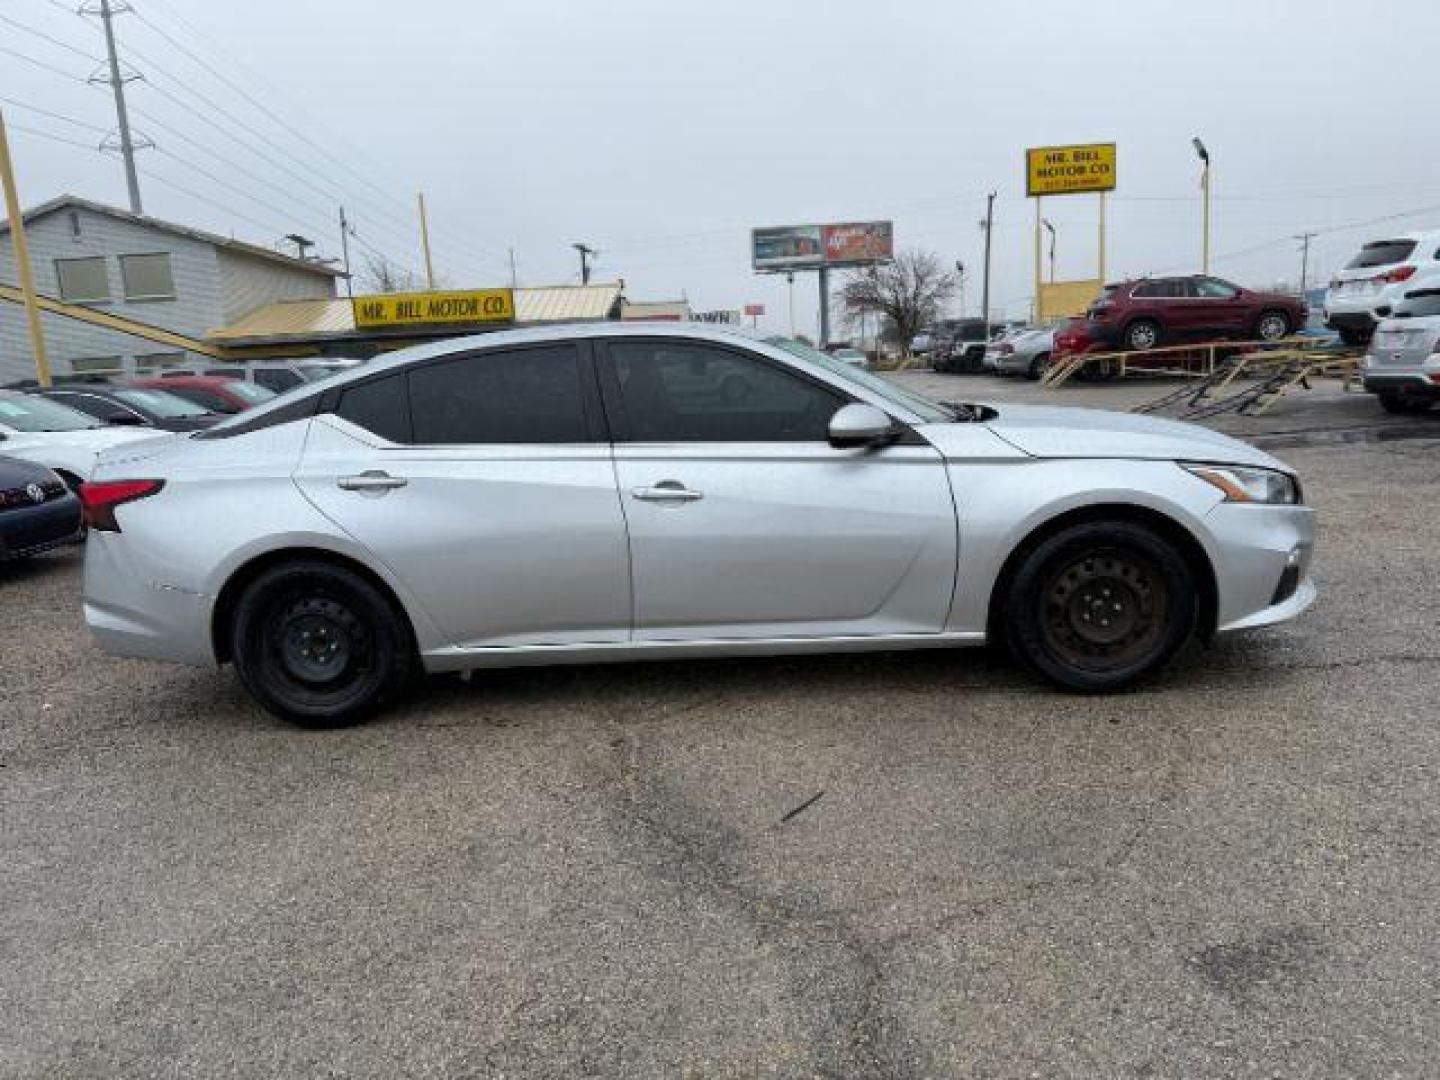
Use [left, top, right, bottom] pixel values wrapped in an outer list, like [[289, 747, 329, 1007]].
[[79, 0, 151, 213]]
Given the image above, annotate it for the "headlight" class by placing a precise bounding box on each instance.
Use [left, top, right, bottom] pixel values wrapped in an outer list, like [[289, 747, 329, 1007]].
[[1183, 463, 1301, 505]]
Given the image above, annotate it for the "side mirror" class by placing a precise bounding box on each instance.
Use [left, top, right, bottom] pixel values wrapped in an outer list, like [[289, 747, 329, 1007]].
[[828, 402, 899, 449]]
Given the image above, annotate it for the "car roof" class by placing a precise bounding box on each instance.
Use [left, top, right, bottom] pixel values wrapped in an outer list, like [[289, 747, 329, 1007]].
[[130, 374, 244, 387]]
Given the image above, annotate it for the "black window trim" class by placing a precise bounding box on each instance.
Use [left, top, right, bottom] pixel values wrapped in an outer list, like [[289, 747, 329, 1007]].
[[593, 335, 890, 445]]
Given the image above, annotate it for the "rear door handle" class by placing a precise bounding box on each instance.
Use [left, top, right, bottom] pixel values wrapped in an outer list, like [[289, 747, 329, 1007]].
[[631, 480, 702, 503], [338, 470, 408, 492]]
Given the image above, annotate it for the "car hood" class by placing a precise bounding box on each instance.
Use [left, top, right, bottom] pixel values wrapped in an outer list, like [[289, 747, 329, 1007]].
[[955, 403, 1289, 470]]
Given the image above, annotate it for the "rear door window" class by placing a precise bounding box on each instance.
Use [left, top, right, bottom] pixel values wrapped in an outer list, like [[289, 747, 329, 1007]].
[[408, 345, 588, 445], [1397, 291, 1440, 318], [1133, 279, 1182, 298], [1346, 240, 1417, 269]]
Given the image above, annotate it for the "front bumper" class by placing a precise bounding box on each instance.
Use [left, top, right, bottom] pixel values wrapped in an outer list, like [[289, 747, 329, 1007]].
[[0, 494, 83, 560], [1206, 500, 1317, 634]]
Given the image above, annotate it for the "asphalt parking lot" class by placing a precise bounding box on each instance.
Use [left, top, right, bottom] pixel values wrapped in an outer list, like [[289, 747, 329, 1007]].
[[4, 381, 1439, 1078]]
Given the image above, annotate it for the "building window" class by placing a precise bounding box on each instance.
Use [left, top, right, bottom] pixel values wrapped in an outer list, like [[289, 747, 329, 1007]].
[[119, 253, 176, 300], [134, 352, 187, 372], [55, 257, 110, 302], [70, 356, 123, 376]]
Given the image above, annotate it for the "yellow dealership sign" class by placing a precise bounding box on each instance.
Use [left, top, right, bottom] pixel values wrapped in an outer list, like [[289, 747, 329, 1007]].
[[1025, 143, 1117, 197], [352, 289, 515, 329]]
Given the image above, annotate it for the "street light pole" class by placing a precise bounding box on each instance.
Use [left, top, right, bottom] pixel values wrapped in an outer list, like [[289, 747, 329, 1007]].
[[1193, 137, 1211, 274], [1042, 218, 1056, 283]]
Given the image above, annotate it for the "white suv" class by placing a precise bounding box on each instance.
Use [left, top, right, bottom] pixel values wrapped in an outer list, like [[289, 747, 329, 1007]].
[[1325, 230, 1440, 346]]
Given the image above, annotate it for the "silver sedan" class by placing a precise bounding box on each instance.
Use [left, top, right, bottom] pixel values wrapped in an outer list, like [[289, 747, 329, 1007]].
[[81, 324, 1315, 725]]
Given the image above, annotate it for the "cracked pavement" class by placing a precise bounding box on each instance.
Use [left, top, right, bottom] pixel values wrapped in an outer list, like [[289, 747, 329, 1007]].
[[3, 426, 1439, 1078]]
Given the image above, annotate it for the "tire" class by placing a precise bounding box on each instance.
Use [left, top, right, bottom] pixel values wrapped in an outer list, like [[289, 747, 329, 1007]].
[[1025, 352, 1050, 381], [1338, 326, 1371, 348], [1255, 311, 1291, 341], [1378, 391, 1432, 415], [230, 560, 416, 726], [1001, 521, 1197, 692], [1124, 319, 1161, 351]]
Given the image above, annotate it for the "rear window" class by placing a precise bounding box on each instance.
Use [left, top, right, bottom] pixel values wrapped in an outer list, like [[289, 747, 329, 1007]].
[[1346, 240, 1417, 269], [1396, 290, 1440, 318]]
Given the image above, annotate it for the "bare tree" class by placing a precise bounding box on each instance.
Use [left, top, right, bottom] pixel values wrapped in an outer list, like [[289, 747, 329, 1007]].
[[840, 250, 958, 355], [359, 252, 420, 294]]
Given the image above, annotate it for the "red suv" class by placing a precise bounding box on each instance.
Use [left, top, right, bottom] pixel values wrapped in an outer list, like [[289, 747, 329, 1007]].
[[1085, 275, 1306, 351], [125, 375, 276, 414]]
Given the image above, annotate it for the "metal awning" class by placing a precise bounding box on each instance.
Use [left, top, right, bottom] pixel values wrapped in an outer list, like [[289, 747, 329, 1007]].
[[209, 284, 624, 346]]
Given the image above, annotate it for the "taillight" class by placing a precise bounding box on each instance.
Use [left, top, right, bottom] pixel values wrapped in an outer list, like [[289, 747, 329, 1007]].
[[78, 479, 164, 532], [1379, 265, 1417, 284]]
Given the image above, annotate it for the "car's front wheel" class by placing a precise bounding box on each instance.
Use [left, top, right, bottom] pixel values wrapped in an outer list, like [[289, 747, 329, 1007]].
[[1026, 352, 1050, 381], [1001, 521, 1197, 691], [230, 560, 416, 726]]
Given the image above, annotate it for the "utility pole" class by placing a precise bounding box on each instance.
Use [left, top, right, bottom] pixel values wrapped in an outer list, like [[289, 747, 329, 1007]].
[[508, 246, 517, 289], [0, 109, 52, 387], [786, 270, 795, 336], [572, 242, 596, 285], [980, 191, 995, 336], [338, 206, 354, 299], [83, 0, 146, 214], [417, 192, 436, 289], [955, 260, 966, 318], [1295, 231, 1317, 298]]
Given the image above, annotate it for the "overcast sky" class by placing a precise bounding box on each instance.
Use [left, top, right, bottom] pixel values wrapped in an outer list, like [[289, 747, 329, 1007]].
[[5, 0, 1440, 336]]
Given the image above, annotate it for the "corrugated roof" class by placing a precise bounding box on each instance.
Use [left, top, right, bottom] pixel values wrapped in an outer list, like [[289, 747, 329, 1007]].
[[208, 284, 624, 344], [1, 194, 344, 278]]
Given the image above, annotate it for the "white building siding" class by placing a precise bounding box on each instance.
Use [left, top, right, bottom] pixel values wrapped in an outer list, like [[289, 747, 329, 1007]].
[[216, 248, 335, 324], [0, 203, 334, 383]]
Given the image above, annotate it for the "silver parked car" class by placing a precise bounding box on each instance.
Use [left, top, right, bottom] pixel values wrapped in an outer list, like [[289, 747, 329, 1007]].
[[990, 325, 1058, 380], [1362, 287, 1440, 413], [81, 323, 1315, 725]]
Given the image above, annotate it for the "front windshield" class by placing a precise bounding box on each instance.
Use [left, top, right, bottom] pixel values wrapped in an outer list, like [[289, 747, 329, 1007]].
[[114, 388, 212, 418], [0, 393, 101, 432], [764, 337, 952, 422]]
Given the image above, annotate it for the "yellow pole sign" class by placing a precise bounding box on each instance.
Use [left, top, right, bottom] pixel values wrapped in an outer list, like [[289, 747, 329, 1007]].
[[1025, 143, 1117, 197], [352, 289, 515, 330]]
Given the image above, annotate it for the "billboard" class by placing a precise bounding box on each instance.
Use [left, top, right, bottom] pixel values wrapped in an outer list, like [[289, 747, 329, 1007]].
[[1025, 143, 1117, 197], [823, 221, 893, 266], [353, 289, 514, 329], [751, 221, 893, 271], [1038, 279, 1103, 322]]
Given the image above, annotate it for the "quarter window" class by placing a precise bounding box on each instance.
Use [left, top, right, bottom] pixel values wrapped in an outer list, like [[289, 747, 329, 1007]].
[[606, 341, 844, 442], [408, 345, 587, 444], [119, 253, 176, 300], [336, 374, 411, 443], [55, 257, 109, 302]]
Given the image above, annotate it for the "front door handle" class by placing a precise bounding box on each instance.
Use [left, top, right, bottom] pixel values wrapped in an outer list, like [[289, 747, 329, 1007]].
[[631, 480, 703, 503], [338, 470, 408, 492]]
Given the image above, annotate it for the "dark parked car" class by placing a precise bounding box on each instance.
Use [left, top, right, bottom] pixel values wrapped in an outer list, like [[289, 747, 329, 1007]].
[[932, 319, 1000, 373], [1085, 275, 1307, 351], [34, 386, 221, 432], [125, 375, 276, 414], [0, 454, 82, 561]]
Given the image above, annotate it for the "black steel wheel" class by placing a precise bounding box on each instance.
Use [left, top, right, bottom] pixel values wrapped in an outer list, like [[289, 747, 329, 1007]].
[[1026, 352, 1050, 381], [231, 560, 415, 726], [1002, 521, 1197, 691]]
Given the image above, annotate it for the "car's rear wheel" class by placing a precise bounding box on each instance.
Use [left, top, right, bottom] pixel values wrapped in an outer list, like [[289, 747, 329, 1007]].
[[1124, 319, 1161, 351], [1378, 391, 1432, 415], [1026, 352, 1050, 381], [1256, 311, 1291, 341], [1002, 521, 1197, 691], [231, 560, 416, 726]]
